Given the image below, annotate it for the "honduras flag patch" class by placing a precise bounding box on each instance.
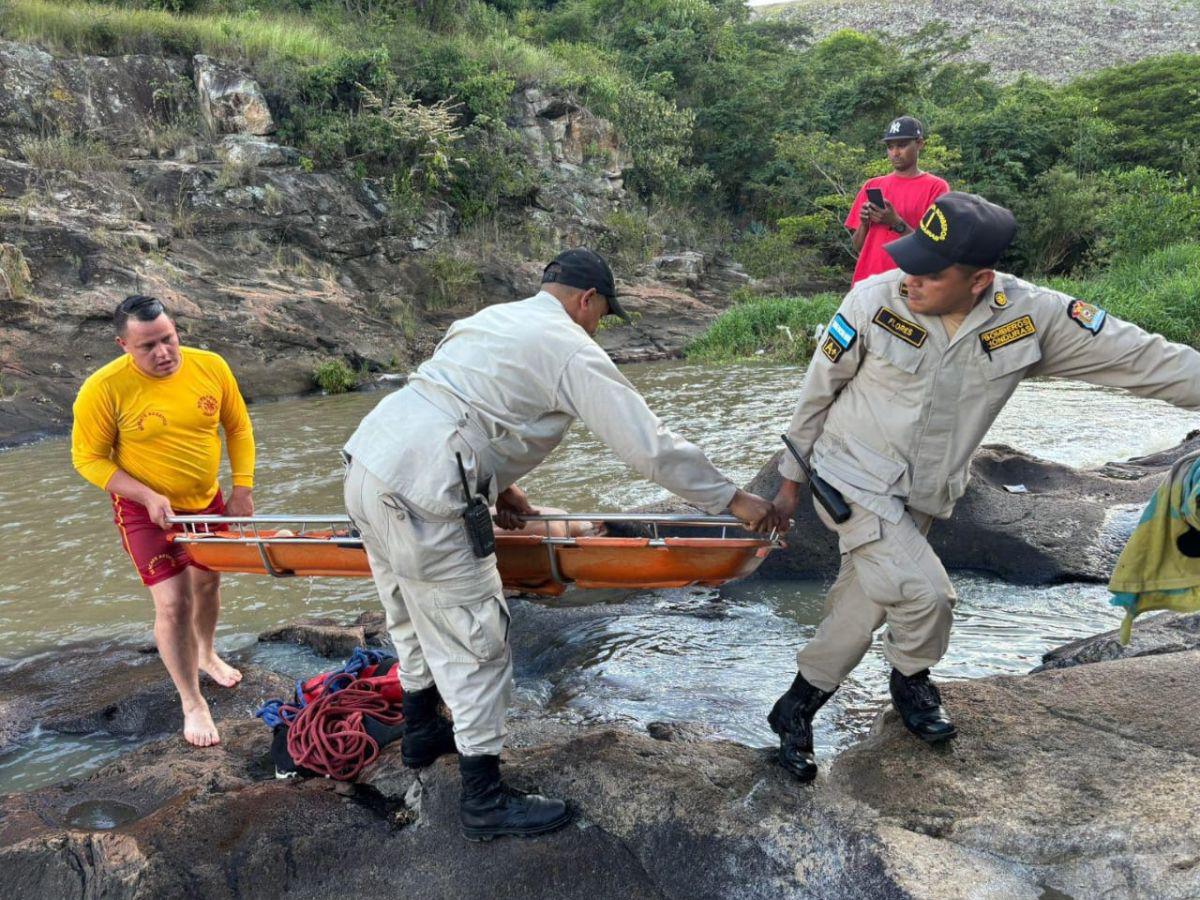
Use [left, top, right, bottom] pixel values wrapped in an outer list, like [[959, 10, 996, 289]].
[[820, 313, 857, 363]]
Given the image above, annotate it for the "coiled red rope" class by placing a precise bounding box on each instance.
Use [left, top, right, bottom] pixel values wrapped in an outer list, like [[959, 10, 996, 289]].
[[284, 679, 405, 781]]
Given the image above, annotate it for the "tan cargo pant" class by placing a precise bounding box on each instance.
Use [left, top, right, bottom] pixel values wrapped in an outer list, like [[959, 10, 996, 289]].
[[797, 499, 957, 692], [343, 458, 512, 756]]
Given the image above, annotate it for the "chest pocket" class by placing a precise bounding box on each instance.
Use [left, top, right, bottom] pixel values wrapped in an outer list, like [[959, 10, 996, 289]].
[[981, 337, 1042, 381], [865, 334, 925, 376]]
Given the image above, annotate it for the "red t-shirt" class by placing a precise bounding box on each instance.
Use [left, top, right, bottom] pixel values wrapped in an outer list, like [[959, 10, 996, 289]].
[[845, 172, 950, 284]]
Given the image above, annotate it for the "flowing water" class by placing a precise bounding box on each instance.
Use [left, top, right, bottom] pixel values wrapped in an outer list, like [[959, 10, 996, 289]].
[[0, 361, 1194, 792]]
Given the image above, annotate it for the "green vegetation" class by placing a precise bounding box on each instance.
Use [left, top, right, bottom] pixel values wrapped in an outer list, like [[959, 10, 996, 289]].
[[686, 292, 841, 363], [1048, 243, 1200, 349], [2, 0, 339, 63], [312, 358, 357, 394]]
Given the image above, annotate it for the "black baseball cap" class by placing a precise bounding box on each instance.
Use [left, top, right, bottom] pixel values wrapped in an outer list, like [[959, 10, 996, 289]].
[[542, 248, 628, 321], [882, 115, 924, 142], [884, 192, 1017, 276]]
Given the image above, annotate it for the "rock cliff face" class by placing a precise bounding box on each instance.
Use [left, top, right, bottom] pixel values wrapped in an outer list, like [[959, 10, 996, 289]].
[[757, 0, 1200, 84], [0, 40, 747, 447]]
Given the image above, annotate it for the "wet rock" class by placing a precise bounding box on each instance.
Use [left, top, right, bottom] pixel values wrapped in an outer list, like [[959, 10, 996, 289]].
[[193, 54, 274, 136], [0, 716, 1030, 899], [748, 434, 1200, 584], [0, 643, 291, 747], [1033, 610, 1200, 672], [257, 611, 390, 658], [645, 720, 717, 742], [830, 650, 1200, 899], [4, 622, 1195, 897]]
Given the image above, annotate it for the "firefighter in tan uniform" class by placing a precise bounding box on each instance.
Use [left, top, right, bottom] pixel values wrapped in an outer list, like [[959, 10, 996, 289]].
[[343, 248, 779, 838], [769, 192, 1200, 782]]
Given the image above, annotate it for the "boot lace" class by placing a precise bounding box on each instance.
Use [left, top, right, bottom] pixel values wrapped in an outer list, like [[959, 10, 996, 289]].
[[906, 674, 941, 710]]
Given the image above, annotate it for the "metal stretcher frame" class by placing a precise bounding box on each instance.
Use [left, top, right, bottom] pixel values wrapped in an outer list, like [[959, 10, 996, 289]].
[[168, 513, 782, 589]]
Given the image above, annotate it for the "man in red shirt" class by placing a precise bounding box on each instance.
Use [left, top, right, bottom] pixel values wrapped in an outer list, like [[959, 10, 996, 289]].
[[845, 116, 950, 284]]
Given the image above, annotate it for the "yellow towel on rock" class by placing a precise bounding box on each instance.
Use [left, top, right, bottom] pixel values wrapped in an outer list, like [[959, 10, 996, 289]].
[[1109, 448, 1200, 643]]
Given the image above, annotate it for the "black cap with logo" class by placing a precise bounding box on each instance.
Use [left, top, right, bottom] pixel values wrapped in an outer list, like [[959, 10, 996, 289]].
[[884, 191, 1017, 276], [882, 115, 924, 142], [541, 248, 628, 321]]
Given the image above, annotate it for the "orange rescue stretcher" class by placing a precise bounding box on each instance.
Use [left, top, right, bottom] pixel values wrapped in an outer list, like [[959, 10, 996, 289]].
[[167, 514, 781, 597]]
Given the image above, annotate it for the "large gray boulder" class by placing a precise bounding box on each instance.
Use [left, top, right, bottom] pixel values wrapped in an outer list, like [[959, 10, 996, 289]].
[[193, 54, 274, 136], [831, 650, 1200, 899], [748, 432, 1200, 584], [1034, 610, 1200, 671], [3, 644, 1197, 897]]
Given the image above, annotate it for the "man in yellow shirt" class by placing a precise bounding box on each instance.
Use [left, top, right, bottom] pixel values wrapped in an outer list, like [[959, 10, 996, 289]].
[[72, 295, 256, 747]]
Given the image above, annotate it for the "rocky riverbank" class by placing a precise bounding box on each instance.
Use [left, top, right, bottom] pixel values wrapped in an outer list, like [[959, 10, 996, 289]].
[[0, 39, 749, 448], [1, 608, 1197, 899]]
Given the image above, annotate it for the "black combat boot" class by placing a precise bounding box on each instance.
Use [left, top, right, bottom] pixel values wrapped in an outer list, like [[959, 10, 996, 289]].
[[767, 671, 835, 783], [400, 685, 457, 768], [459, 754, 571, 841], [889, 668, 957, 743]]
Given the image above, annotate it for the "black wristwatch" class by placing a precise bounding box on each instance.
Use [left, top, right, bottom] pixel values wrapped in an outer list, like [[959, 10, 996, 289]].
[[890, 221, 908, 234]]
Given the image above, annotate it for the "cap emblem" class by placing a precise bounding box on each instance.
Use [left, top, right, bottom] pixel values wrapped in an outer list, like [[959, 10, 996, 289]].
[[920, 205, 949, 242], [889, 120, 902, 134]]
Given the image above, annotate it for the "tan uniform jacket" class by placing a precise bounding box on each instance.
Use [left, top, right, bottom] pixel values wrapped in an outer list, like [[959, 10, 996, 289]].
[[780, 269, 1200, 523], [346, 291, 737, 518]]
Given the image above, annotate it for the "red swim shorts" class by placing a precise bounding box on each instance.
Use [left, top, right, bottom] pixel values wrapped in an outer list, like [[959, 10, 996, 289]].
[[111, 491, 225, 587]]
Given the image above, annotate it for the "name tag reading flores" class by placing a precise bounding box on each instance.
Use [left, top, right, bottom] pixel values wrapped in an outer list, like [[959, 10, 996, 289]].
[[872, 307, 927, 348]]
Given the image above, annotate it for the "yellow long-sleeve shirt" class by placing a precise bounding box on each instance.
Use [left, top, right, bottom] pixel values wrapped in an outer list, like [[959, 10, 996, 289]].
[[71, 347, 255, 510]]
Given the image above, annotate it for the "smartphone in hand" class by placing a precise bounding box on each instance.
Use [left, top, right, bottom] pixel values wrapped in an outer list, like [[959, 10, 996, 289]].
[[866, 187, 886, 209]]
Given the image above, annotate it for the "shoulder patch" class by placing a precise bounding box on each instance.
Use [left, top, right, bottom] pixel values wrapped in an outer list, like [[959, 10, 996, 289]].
[[1067, 299, 1106, 335], [979, 315, 1037, 354], [821, 335, 846, 363], [826, 313, 857, 350], [820, 313, 857, 363], [872, 306, 927, 348]]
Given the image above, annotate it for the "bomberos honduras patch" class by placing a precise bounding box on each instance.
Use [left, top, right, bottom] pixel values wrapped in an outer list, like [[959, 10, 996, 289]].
[[979, 315, 1037, 354]]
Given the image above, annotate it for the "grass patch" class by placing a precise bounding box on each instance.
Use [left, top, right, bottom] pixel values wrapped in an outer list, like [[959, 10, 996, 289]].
[[1, 0, 340, 65], [17, 133, 118, 173], [685, 292, 842, 364], [1047, 241, 1200, 348]]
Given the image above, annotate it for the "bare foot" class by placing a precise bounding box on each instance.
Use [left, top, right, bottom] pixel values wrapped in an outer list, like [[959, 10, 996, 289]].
[[183, 704, 221, 747], [200, 654, 243, 688]]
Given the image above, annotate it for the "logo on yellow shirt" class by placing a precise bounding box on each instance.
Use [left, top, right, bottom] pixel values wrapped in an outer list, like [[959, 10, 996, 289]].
[[135, 411, 168, 431], [197, 395, 218, 416]]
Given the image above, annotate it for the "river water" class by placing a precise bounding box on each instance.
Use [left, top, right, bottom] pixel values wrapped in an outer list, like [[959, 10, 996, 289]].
[[0, 361, 1194, 792]]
